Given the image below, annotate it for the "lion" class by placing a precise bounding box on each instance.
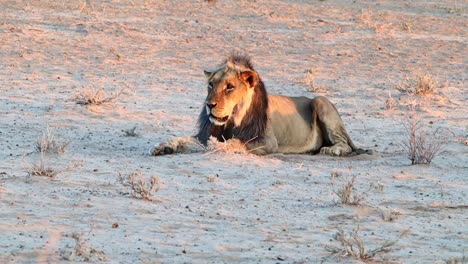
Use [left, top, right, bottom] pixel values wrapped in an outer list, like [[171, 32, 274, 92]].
[[150, 53, 363, 156]]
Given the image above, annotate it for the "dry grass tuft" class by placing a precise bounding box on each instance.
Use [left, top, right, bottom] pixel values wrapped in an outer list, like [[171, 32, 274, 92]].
[[35, 127, 69, 154], [302, 68, 327, 93], [118, 169, 160, 201], [122, 126, 138, 137], [384, 92, 397, 110], [446, 255, 467, 264], [75, 87, 126, 106], [381, 208, 403, 222], [396, 74, 442, 96], [358, 8, 373, 28], [402, 115, 453, 165], [207, 175, 218, 182], [357, 8, 389, 33], [325, 225, 409, 261], [403, 22, 412, 33], [64, 233, 106, 261], [334, 176, 365, 206], [25, 151, 81, 178], [203, 137, 250, 155]]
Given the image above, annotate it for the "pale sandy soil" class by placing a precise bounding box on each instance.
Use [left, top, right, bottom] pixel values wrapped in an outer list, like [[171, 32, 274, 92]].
[[0, 0, 467, 263]]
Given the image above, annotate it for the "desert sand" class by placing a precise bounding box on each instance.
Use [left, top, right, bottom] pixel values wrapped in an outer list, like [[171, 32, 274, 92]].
[[0, 0, 467, 263]]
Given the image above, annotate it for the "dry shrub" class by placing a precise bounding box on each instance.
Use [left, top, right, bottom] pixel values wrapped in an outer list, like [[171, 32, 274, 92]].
[[35, 127, 69, 154], [25, 151, 81, 178], [334, 175, 365, 206], [403, 115, 453, 165], [396, 74, 442, 96], [325, 225, 409, 261], [118, 169, 160, 201], [75, 87, 126, 106]]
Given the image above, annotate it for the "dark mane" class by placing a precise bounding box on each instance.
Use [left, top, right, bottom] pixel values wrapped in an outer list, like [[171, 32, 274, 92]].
[[231, 79, 268, 142], [227, 53, 255, 71], [196, 107, 233, 144], [196, 54, 269, 145]]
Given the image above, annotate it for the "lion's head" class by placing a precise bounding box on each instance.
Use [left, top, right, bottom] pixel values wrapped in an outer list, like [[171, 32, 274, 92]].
[[196, 54, 269, 144]]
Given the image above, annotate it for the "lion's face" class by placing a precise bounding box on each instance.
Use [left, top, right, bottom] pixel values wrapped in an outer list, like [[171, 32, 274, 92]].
[[204, 66, 258, 126]]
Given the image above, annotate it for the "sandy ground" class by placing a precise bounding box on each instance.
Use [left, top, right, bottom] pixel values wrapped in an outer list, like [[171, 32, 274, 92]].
[[1, 0, 467, 263]]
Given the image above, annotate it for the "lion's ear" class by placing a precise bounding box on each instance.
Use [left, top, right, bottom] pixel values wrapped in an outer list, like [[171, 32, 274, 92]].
[[203, 68, 214, 77], [239, 70, 259, 88], [204, 64, 226, 77]]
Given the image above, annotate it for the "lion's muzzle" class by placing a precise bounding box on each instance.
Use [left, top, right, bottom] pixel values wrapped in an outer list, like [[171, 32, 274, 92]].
[[209, 114, 229, 125]]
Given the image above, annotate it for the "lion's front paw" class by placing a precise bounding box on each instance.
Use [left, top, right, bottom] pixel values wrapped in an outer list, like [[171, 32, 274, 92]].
[[149, 137, 203, 156], [149, 143, 176, 156], [320, 145, 352, 156]]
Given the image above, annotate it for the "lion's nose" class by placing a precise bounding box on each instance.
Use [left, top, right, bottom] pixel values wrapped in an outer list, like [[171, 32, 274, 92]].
[[206, 102, 217, 109]]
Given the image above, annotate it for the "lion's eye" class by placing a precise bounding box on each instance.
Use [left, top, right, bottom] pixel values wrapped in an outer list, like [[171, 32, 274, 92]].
[[226, 84, 235, 92], [208, 82, 214, 90]]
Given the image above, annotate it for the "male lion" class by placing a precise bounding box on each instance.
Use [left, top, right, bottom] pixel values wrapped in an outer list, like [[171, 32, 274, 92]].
[[150, 53, 361, 156]]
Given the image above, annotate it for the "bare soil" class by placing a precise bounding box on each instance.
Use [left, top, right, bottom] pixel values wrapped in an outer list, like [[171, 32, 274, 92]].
[[1, 0, 467, 263]]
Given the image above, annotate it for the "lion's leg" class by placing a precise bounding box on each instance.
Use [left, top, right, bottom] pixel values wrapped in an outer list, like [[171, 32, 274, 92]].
[[311, 96, 354, 156], [244, 126, 278, 155], [149, 137, 205, 156]]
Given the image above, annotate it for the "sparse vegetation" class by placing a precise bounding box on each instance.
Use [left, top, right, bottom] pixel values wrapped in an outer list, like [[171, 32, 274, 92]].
[[396, 74, 443, 96], [25, 151, 81, 178], [334, 175, 365, 206], [35, 127, 69, 154], [402, 115, 452, 165], [118, 169, 160, 201], [325, 225, 409, 261], [75, 87, 126, 106]]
